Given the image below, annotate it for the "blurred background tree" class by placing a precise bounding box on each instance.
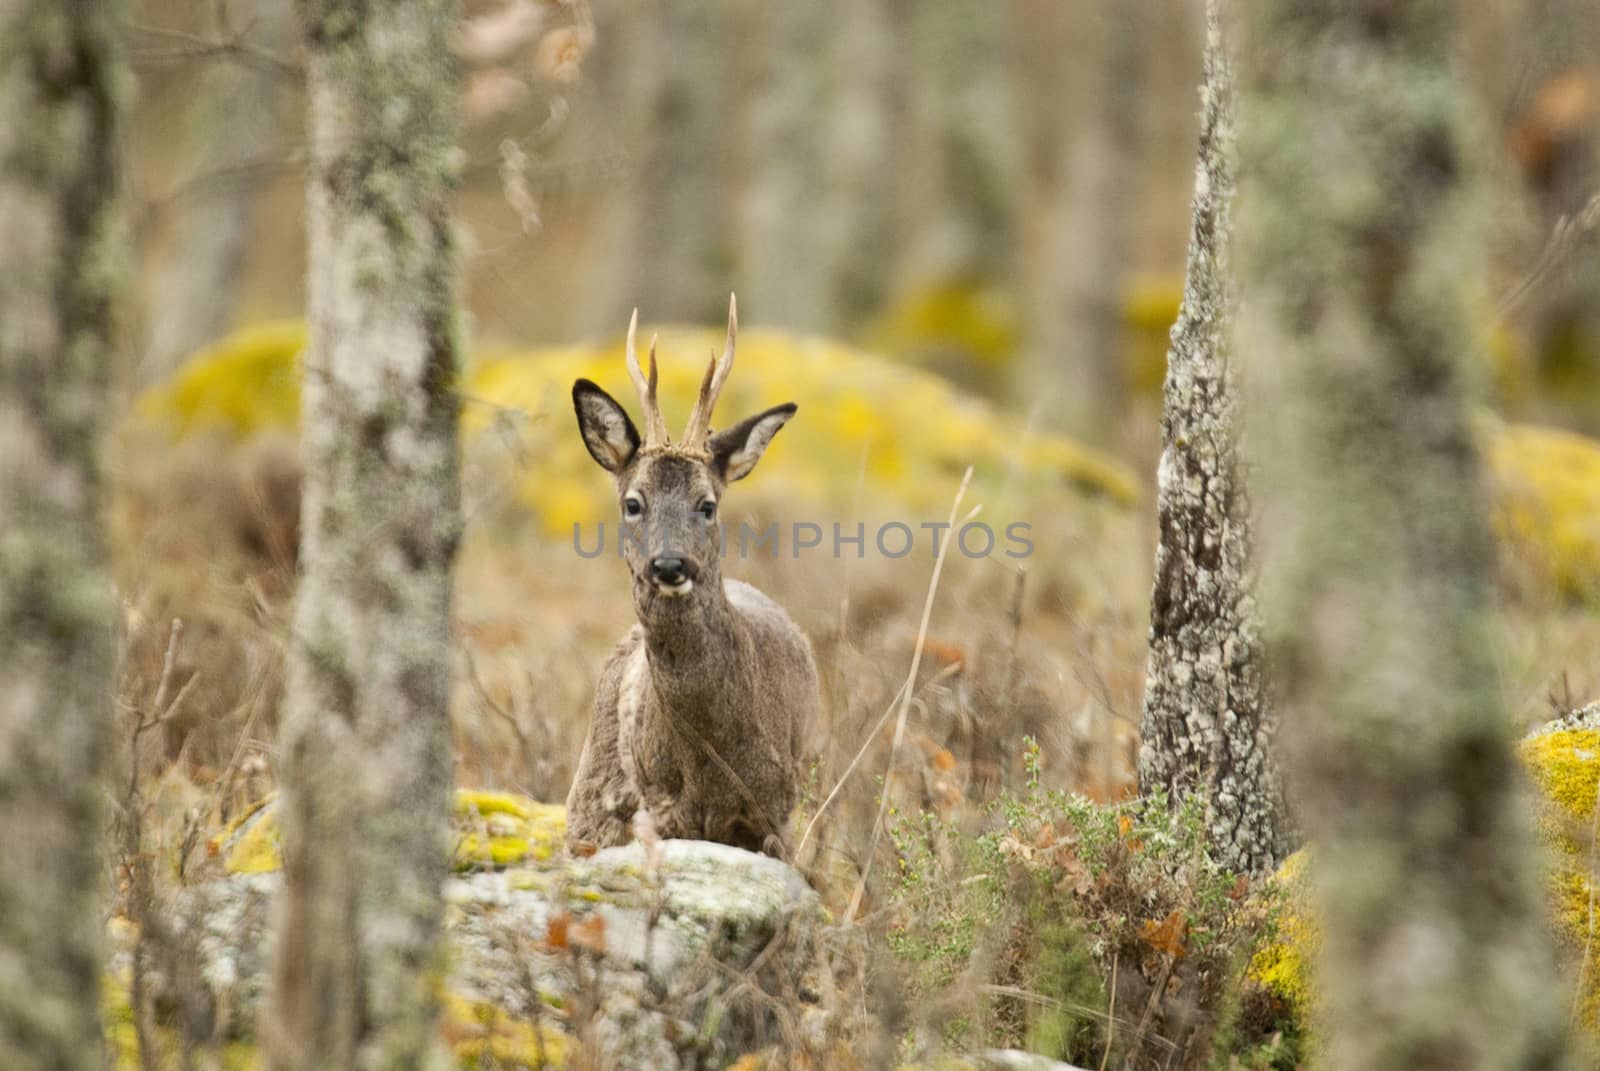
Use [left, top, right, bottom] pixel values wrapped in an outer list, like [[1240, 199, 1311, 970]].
[[0, 2, 124, 1069], [1239, 1, 1575, 1066], [264, 1, 463, 1068], [122, 1, 1600, 446]]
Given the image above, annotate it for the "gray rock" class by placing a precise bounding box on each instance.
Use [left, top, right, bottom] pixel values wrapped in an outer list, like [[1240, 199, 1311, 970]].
[[112, 838, 829, 1069]]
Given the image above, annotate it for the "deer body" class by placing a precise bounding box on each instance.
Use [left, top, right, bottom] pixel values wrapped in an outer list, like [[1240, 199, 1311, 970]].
[[566, 298, 819, 859]]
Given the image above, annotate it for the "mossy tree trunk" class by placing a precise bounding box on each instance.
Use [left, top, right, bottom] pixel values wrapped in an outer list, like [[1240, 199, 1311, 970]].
[[1138, 0, 1285, 876], [0, 2, 124, 1069], [1237, 2, 1573, 1066], [265, 1, 462, 1069]]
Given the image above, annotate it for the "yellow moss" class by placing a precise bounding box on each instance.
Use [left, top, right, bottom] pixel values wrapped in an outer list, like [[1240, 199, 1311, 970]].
[[218, 796, 280, 875], [104, 972, 262, 1070], [1246, 849, 1318, 1021], [1519, 727, 1600, 1029], [442, 992, 568, 1070], [1488, 422, 1600, 602], [137, 321, 305, 439], [136, 321, 1140, 538], [210, 790, 568, 874], [865, 279, 1019, 371]]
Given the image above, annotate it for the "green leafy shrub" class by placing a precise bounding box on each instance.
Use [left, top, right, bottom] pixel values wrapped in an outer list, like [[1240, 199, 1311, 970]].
[[882, 741, 1282, 1069]]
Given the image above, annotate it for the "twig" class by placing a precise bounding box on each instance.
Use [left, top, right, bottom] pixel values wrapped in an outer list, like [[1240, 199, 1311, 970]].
[[845, 468, 976, 920], [1100, 951, 1118, 1071], [796, 661, 963, 861], [1499, 189, 1600, 317]]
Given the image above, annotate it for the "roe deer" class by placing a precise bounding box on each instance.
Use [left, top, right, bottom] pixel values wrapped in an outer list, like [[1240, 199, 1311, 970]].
[[566, 296, 820, 859]]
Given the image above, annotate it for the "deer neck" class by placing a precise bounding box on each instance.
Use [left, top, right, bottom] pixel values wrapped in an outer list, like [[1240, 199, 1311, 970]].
[[635, 579, 750, 723]]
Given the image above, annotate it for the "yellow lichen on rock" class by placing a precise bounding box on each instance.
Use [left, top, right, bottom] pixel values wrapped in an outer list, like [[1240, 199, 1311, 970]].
[[211, 789, 567, 874], [455, 789, 567, 868], [1246, 849, 1318, 1024], [442, 992, 568, 1070], [1519, 726, 1600, 1027], [1488, 423, 1600, 602]]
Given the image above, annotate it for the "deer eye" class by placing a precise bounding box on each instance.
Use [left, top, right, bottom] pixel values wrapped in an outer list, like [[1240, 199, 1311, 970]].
[[697, 500, 717, 521], [623, 494, 644, 518]]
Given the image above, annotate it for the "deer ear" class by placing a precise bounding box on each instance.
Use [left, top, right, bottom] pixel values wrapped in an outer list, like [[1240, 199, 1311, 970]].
[[573, 379, 641, 472], [709, 403, 797, 483]]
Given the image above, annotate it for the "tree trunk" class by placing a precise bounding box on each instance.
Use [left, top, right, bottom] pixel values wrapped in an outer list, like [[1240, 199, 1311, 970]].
[[736, 0, 832, 331], [897, 1, 1017, 289], [584, 0, 730, 330], [1138, 0, 1284, 876], [1028, 2, 1149, 442], [140, 0, 292, 382], [0, 2, 123, 1069], [265, 2, 462, 1068], [1237, 2, 1573, 1067], [816, 0, 897, 329]]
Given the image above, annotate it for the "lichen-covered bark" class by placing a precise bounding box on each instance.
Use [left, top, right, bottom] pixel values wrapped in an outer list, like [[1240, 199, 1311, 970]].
[[265, 2, 462, 1069], [0, 2, 123, 1069], [1236, 2, 1573, 1067], [1138, 0, 1285, 876]]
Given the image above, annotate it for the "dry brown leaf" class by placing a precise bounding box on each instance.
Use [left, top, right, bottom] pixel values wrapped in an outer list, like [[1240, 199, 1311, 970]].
[[545, 912, 570, 951], [571, 913, 607, 953], [1139, 908, 1188, 959]]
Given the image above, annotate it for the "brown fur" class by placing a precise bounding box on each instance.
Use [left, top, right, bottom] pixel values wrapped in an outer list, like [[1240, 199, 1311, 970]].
[[566, 316, 820, 859]]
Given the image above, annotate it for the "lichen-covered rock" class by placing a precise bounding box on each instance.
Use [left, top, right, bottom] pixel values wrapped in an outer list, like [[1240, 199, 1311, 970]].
[[213, 788, 567, 875], [1518, 718, 1600, 1029], [112, 797, 830, 1069]]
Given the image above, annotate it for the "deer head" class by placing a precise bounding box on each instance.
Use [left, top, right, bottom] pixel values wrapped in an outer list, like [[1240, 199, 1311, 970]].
[[572, 295, 797, 607]]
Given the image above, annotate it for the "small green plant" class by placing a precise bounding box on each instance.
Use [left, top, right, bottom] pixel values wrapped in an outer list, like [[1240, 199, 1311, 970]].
[[882, 738, 1284, 1069]]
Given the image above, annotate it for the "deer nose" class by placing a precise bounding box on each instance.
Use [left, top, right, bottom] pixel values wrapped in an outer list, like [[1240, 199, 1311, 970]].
[[650, 557, 688, 586]]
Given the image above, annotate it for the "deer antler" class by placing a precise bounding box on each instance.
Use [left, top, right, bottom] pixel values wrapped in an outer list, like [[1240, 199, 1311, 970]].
[[682, 293, 736, 450], [625, 307, 669, 447]]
